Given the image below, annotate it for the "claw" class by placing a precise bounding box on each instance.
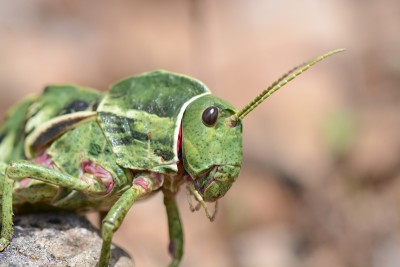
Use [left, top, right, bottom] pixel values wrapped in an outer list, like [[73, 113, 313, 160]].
[[0, 238, 10, 251]]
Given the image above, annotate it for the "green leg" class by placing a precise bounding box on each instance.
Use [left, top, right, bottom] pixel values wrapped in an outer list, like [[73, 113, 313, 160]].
[[6, 160, 105, 194], [99, 186, 141, 267], [98, 171, 163, 266], [0, 162, 7, 216], [0, 174, 13, 251], [0, 160, 109, 251], [164, 191, 184, 267]]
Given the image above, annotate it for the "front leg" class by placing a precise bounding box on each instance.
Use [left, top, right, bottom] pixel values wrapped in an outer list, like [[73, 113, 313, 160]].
[[99, 172, 163, 267], [99, 186, 140, 267], [164, 190, 184, 267]]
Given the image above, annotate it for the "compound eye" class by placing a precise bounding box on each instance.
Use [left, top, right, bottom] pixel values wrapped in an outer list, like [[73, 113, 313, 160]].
[[202, 106, 219, 126]]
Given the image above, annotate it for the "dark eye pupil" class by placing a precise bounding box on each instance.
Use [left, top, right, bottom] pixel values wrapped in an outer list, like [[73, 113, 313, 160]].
[[202, 106, 219, 126]]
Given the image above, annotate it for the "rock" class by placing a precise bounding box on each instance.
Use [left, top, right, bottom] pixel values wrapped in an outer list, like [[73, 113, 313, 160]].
[[0, 212, 134, 267]]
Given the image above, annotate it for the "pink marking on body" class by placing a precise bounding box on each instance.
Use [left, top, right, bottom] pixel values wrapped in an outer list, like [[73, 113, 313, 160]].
[[82, 160, 113, 180], [18, 151, 55, 187], [81, 160, 114, 193], [133, 176, 150, 192], [33, 151, 55, 168], [19, 178, 32, 187]]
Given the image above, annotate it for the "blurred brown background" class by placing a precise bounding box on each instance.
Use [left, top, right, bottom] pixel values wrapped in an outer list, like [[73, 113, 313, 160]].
[[1, 1, 400, 267]]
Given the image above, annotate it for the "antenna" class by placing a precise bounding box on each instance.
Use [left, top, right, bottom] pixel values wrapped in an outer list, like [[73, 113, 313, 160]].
[[227, 49, 345, 127]]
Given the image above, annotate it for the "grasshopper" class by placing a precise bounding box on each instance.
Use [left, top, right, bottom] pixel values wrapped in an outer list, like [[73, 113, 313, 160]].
[[0, 49, 343, 266]]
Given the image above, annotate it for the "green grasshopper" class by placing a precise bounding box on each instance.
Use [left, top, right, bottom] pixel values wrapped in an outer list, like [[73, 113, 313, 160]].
[[0, 49, 343, 266]]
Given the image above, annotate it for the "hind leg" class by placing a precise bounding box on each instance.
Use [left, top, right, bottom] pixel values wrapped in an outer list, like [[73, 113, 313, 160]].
[[0, 160, 111, 251], [0, 164, 13, 250]]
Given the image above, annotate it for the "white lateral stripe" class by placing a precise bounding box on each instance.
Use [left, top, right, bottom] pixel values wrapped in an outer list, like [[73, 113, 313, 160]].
[[172, 92, 211, 163]]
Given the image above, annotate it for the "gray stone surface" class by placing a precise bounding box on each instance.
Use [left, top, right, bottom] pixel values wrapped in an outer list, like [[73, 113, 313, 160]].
[[0, 212, 134, 267]]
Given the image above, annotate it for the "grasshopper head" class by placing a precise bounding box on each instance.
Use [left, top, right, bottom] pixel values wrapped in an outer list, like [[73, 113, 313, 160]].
[[182, 95, 243, 202]]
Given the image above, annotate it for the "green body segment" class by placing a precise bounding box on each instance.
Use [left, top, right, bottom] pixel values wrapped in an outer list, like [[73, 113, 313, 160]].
[[0, 90, 128, 211], [24, 85, 102, 158], [45, 121, 133, 210], [97, 70, 210, 174], [0, 96, 36, 162]]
